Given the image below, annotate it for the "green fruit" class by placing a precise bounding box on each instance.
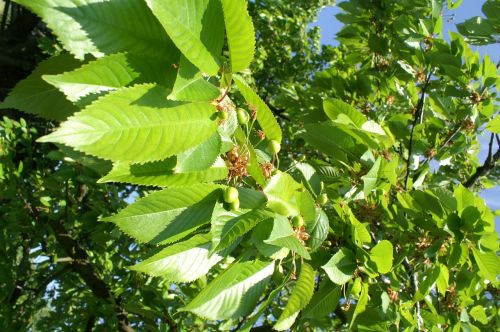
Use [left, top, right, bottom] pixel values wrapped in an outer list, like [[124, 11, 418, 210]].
[[223, 187, 239, 203], [237, 108, 249, 124], [291, 215, 305, 228], [317, 193, 328, 205], [268, 140, 281, 154], [229, 199, 240, 211], [217, 111, 228, 120]]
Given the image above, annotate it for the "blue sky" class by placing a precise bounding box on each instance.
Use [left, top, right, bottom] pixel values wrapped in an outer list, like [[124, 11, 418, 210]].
[[312, 1, 500, 232]]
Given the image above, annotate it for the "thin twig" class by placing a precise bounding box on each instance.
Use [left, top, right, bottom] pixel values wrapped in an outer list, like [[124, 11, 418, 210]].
[[404, 71, 433, 190], [464, 133, 500, 188], [0, 0, 11, 32]]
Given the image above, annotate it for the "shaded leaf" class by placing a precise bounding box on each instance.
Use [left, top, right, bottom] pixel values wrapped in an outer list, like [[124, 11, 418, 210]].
[[302, 279, 341, 319], [322, 248, 357, 285], [101, 184, 221, 244], [211, 203, 273, 253], [130, 234, 223, 282], [0, 53, 80, 120], [147, 0, 224, 75], [180, 260, 274, 320], [175, 132, 221, 172], [14, 0, 176, 59], [264, 215, 311, 259], [44, 52, 177, 102], [274, 263, 316, 331], [168, 55, 220, 101], [98, 157, 228, 187]]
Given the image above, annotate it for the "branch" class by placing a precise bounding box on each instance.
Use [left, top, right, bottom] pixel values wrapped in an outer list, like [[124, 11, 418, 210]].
[[49, 217, 134, 332], [404, 71, 433, 190], [403, 258, 422, 331], [0, 0, 11, 32], [85, 314, 96, 332], [464, 133, 500, 188]]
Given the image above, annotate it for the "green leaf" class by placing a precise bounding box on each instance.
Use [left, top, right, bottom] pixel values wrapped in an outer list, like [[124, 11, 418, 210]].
[[323, 98, 366, 127], [322, 248, 357, 285], [43, 52, 177, 102], [274, 263, 316, 331], [454, 184, 476, 213], [238, 271, 292, 332], [472, 248, 500, 282], [210, 203, 273, 253], [307, 208, 329, 252], [0, 53, 80, 120], [302, 122, 356, 163], [414, 265, 441, 301], [130, 234, 223, 282], [233, 75, 282, 142], [147, 0, 224, 75], [295, 162, 322, 196], [469, 305, 488, 325], [368, 240, 393, 274], [263, 172, 301, 216], [436, 264, 449, 296], [180, 260, 274, 320], [361, 158, 382, 195], [38, 84, 218, 163], [264, 215, 311, 260], [302, 279, 341, 319], [350, 282, 369, 328], [457, 16, 497, 45], [220, 0, 255, 72], [175, 132, 221, 172], [251, 222, 290, 260], [98, 157, 228, 187], [168, 55, 221, 102], [352, 218, 372, 247], [14, 0, 176, 60], [101, 184, 221, 244], [486, 116, 500, 133], [238, 187, 268, 210], [447, 0, 464, 10]]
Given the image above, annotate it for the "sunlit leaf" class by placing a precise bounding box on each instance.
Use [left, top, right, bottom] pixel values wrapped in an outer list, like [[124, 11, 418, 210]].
[[38, 84, 218, 163]]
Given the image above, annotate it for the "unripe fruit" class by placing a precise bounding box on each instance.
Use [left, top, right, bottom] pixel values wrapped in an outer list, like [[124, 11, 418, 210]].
[[229, 199, 240, 211], [217, 111, 228, 120], [268, 140, 281, 154], [223, 187, 239, 203], [291, 215, 305, 228], [317, 193, 328, 205], [237, 108, 249, 125]]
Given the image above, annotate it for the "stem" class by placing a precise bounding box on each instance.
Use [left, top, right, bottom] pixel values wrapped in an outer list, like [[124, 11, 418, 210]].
[[403, 258, 422, 331], [464, 133, 500, 188], [1, 0, 11, 32], [404, 71, 433, 190]]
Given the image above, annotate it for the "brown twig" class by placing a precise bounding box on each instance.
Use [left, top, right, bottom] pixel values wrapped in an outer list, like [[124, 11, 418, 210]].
[[404, 70, 433, 190], [464, 133, 500, 188]]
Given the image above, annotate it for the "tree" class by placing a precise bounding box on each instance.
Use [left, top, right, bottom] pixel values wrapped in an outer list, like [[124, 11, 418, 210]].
[[1, 0, 499, 331]]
